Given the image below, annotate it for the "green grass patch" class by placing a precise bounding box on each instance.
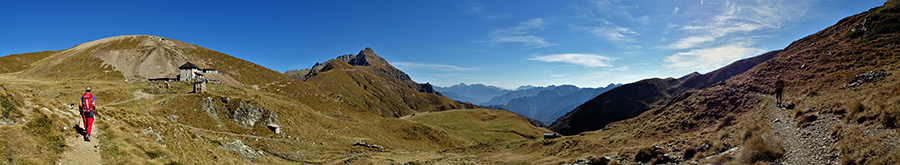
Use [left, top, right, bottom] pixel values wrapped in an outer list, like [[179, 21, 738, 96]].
[[1, 95, 21, 118], [23, 114, 67, 154]]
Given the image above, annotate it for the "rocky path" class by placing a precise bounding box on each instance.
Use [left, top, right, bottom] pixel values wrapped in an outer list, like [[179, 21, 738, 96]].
[[399, 112, 429, 119], [59, 125, 102, 165], [767, 103, 841, 165], [724, 85, 842, 164]]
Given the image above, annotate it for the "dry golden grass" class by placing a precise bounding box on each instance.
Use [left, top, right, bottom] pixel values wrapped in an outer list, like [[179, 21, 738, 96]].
[[0, 50, 57, 73], [738, 111, 785, 164], [0, 84, 70, 165]]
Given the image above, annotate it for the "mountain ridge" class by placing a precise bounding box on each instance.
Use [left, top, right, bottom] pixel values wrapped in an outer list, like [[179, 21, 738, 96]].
[[433, 83, 509, 103], [549, 50, 782, 135]]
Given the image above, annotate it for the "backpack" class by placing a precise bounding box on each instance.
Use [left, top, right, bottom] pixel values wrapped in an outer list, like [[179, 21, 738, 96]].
[[81, 93, 95, 112]]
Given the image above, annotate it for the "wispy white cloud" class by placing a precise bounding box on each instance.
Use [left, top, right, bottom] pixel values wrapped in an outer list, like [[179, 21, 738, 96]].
[[478, 18, 556, 48], [528, 53, 616, 67], [465, 1, 485, 14], [664, 41, 763, 72], [465, 1, 513, 20], [587, 25, 638, 42], [393, 62, 475, 71], [668, 36, 716, 49], [589, 0, 651, 24], [607, 66, 629, 71], [569, 0, 643, 45], [663, 0, 813, 50]]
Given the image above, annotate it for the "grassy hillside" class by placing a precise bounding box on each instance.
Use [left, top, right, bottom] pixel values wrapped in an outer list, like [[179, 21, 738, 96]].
[[0, 51, 57, 73], [407, 109, 548, 146], [550, 50, 779, 136], [0, 36, 525, 164], [527, 0, 900, 164]]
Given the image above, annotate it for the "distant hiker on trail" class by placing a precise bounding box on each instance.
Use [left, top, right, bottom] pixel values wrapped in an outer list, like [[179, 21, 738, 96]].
[[775, 75, 784, 105], [80, 86, 96, 142]]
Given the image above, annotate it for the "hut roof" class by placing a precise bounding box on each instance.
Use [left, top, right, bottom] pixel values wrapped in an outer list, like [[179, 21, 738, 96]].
[[179, 62, 199, 69]]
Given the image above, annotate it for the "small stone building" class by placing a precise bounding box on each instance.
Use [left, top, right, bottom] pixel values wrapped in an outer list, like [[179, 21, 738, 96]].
[[193, 74, 206, 93], [203, 68, 220, 74], [179, 62, 200, 81], [543, 132, 561, 139]]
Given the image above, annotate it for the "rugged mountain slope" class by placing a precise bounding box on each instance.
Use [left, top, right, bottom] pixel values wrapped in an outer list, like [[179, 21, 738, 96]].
[[550, 50, 780, 135], [434, 83, 510, 103], [522, 1, 899, 164], [285, 48, 441, 96], [14, 35, 279, 86], [1, 36, 548, 164], [715, 2, 900, 163]]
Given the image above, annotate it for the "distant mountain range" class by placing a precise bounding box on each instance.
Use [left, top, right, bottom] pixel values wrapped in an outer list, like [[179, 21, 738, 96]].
[[436, 83, 621, 125], [508, 84, 621, 124], [433, 83, 510, 104]]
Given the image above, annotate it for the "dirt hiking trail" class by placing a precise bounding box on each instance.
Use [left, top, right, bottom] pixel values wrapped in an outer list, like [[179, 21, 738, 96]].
[[727, 85, 841, 164], [59, 115, 102, 164], [768, 103, 841, 164], [59, 127, 102, 165]]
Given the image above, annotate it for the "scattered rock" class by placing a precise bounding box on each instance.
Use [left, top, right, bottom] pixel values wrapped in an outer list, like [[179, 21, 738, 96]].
[[780, 100, 796, 109], [167, 115, 179, 122], [844, 70, 892, 88], [229, 101, 264, 127], [804, 114, 818, 123], [698, 143, 711, 151], [352, 141, 385, 150], [563, 156, 609, 165], [222, 140, 264, 161]]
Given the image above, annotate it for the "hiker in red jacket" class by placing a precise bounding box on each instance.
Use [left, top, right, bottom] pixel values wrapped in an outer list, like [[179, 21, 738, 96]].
[[80, 86, 95, 142]]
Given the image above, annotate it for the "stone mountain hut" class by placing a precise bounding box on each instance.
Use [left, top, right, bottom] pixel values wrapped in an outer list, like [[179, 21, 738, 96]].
[[179, 62, 200, 81]]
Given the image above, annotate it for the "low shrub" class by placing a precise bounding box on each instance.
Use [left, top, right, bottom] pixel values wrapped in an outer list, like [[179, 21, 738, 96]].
[[739, 132, 785, 163]]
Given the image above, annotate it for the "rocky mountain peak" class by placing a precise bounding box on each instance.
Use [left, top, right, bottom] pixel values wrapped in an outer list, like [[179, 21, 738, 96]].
[[285, 48, 441, 95]]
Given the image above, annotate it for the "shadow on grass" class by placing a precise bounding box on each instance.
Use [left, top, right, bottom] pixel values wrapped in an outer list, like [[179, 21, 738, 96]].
[[74, 124, 87, 136]]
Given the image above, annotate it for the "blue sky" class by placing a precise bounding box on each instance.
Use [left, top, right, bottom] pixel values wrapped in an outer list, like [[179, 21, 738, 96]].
[[1, 0, 887, 89]]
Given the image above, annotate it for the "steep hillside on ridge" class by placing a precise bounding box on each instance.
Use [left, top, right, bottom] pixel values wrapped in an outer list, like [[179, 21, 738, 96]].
[[550, 50, 780, 135], [0, 51, 57, 73], [715, 2, 900, 163], [302, 59, 469, 117], [524, 1, 899, 164], [13, 35, 288, 86], [549, 78, 682, 135], [678, 50, 781, 91], [1, 36, 546, 164]]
